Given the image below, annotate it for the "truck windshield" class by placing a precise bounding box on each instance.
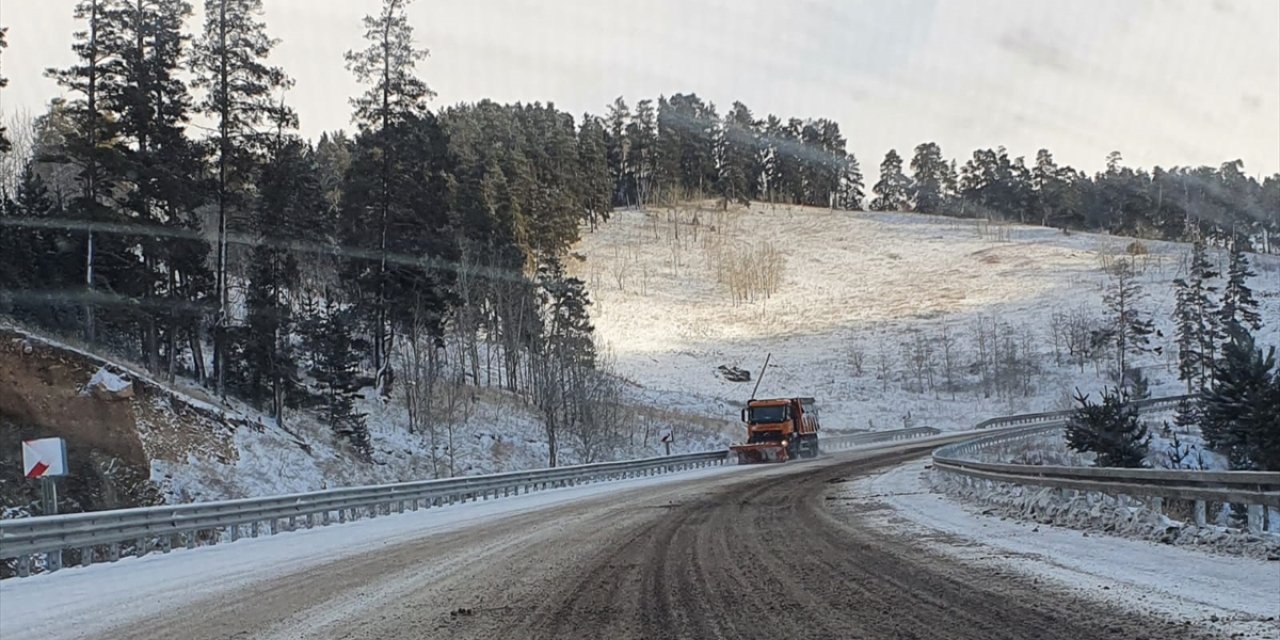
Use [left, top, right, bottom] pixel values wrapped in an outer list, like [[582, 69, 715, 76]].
[[747, 405, 787, 424]]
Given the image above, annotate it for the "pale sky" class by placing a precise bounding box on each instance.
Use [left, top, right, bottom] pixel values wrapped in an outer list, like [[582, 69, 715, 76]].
[[2, 0, 1278, 179]]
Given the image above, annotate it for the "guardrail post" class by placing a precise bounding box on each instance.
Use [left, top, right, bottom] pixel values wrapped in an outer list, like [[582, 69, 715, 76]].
[[230, 524, 240, 542], [47, 549, 62, 572], [137, 536, 148, 557], [108, 543, 120, 562], [268, 518, 277, 535], [1247, 505, 1264, 535], [17, 555, 30, 578], [1150, 497, 1163, 516], [251, 521, 260, 537], [1194, 500, 1207, 527], [306, 513, 316, 529], [338, 509, 346, 524], [183, 532, 194, 550], [79, 547, 92, 568]]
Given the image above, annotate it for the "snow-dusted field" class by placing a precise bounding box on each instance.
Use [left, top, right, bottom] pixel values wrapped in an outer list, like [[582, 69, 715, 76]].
[[836, 460, 1280, 638], [574, 204, 1280, 431]]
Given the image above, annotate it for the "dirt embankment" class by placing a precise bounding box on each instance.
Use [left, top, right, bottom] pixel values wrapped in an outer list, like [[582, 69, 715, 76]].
[[0, 328, 242, 514]]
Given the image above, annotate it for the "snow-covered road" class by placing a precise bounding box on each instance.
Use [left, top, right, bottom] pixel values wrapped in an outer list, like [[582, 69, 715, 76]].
[[0, 463, 748, 639], [4, 438, 1268, 639]]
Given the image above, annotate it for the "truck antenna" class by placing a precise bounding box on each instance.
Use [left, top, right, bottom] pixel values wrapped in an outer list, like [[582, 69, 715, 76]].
[[750, 352, 771, 401]]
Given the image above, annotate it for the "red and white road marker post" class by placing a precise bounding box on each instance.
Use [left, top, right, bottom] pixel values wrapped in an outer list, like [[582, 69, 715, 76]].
[[22, 437, 68, 571]]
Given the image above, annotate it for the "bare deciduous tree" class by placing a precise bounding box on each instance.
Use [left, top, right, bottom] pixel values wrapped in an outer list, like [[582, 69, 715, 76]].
[[938, 323, 959, 399], [875, 340, 895, 392], [847, 342, 866, 377]]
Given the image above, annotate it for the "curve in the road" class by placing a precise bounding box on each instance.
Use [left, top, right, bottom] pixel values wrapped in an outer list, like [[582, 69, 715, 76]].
[[103, 445, 1220, 640]]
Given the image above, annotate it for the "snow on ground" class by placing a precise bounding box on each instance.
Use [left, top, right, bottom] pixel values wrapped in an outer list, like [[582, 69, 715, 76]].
[[3, 323, 733, 504], [574, 204, 1280, 431], [0, 462, 749, 640], [835, 460, 1280, 638], [82, 365, 131, 394], [153, 383, 732, 503]]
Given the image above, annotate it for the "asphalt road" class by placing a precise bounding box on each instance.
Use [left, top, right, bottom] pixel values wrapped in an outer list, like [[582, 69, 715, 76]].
[[102, 443, 1219, 640]]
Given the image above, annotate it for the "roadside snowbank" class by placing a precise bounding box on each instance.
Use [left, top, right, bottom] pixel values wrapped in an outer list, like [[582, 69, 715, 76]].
[[928, 468, 1280, 558], [833, 460, 1280, 638]]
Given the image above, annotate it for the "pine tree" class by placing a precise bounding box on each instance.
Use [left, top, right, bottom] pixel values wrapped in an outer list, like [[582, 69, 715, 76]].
[[1201, 327, 1279, 471], [654, 93, 718, 198], [1032, 149, 1068, 226], [303, 298, 372, 457], [1065, 387, 1150, 468], [1172, 396, 1198, 433], [343, 0, 438, 385], [1173, 242, 1225, 393], [521, 103, 583, 257], [809, 118, 848, 208], [604, 97, 631, 206], [1172, 277, 1198, 393], [1220, 238, 1262, 333], [70, 0, 211, 376], [627, 99, 657, 206], [577, 113, 611, 229], [532, 256, 596, 467], [870, 149, 911, 212], [190, 0, 296, 397], [237, 139, 326, 423], [777, 117, 805, 204], [1104, 259, 1154, 388], [718, 101, 758, 204], [340, 113, 455, 385], [46, 0, 126, 343], [838, 153, 865, 211], [314, 131, 353, 214], [960, 147, 1030, 220], [909, 142, 948, 213], [0, 164, 72, 326]]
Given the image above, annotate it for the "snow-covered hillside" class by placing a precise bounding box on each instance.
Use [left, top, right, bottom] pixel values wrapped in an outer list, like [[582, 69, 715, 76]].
[[155, 381, 735, 503], [2, 324, 733, 507], [573, 203, 1280, 432]]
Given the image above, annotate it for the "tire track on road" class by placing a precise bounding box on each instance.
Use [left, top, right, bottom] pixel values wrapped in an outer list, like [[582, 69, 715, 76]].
[[96, 445, 1226, 640]]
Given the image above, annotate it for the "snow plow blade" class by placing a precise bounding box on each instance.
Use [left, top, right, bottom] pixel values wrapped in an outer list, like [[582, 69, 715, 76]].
[[730, 443, 790, 464]]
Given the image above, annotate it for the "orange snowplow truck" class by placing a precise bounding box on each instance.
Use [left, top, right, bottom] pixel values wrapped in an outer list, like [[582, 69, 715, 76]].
[[730, 397, 820, 464]]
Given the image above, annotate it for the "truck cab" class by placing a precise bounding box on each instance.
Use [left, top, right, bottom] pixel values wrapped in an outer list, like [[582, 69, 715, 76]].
[[734, 397, 820, 463]]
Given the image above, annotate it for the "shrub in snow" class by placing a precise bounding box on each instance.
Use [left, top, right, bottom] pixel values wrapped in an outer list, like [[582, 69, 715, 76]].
[[1064, 387, 1149, 468]]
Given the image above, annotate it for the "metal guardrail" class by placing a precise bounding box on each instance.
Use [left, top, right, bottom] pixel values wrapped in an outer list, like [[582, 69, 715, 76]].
[[0, 425, 940, 578], [0, 451, 726, 577], [933, 396, 1280, 534], [823, 426, 940, 451]]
